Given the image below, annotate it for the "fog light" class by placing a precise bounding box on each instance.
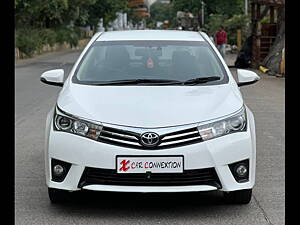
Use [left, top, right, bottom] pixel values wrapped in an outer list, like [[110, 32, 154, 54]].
[[51, 159, 71, 182], [53, 165, 64, 176], [229, 159, 249, 183], [236, 164, 247, 177]]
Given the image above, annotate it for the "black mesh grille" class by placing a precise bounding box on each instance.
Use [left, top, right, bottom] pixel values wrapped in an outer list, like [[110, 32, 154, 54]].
[[78, 167, 222, 188]]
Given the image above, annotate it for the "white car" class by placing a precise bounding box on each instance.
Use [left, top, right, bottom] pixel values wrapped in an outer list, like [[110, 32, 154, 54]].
[[41, 30, 259, 204]]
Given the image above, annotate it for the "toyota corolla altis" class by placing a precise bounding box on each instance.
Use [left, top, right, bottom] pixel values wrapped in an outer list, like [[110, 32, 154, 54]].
[[41, 30, 259, 204]]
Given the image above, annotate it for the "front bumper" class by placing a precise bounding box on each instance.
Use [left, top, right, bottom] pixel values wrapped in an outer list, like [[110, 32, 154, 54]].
[[45, 109, 256, 193]]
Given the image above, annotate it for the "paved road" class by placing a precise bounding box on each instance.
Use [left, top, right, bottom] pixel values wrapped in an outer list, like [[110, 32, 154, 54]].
[[15, 50, 285, 225]]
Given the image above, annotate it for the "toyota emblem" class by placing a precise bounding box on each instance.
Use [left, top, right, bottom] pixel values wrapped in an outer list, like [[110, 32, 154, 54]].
[[140, 132, 160, 147]]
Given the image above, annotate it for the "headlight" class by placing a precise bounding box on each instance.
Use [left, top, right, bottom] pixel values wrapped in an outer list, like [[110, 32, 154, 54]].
[[54, 106, 103, 140], [56, 116, 72, 130], [197, 106, 247, 141]]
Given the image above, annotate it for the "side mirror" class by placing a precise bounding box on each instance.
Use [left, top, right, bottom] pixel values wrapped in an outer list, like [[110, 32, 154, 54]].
[[237, 69, 260, 87], [40, 69, 64, 87]]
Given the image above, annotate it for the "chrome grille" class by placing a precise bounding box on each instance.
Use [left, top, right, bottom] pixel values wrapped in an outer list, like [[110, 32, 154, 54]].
[[99, 127, 140, 146], [160, 127, 201, 146], [98, 123, 202, 149]]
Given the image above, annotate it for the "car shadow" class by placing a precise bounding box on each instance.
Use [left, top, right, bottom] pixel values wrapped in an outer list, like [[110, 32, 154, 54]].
[[46, 190, 250, 219], [74, 190, 225, 206]]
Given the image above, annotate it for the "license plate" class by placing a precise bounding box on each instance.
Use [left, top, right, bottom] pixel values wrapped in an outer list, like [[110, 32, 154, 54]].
[[116, 156, 184, 174]]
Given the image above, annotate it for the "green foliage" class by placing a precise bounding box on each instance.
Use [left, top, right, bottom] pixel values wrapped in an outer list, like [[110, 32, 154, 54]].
[[261, 16, 270, 23], [15, 26, 83, 56], [15, 0, 129, 57], [15, 29, 42, 57], [15, 0, 249, 56], [204, 0, 244, 18], [54, 26, 81, 47], [205, 14, 227, 35], [150, 2, 174, 23], [224, 14, 250, 45], [87, 0, 128, 31], [15, 0, 97, 29], [171, 0, 249, 44], [66, 26, 82, 48], [145, 19, 156, 29], [39, 29, 57, 47], [172, 0, 202, 17], [54, 28, 69, 45], [172, 0, 244, 26], [205, 14, 250, 45]]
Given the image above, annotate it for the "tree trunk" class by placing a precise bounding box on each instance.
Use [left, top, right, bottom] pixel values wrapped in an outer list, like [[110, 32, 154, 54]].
[[262, 7, 285, 74]]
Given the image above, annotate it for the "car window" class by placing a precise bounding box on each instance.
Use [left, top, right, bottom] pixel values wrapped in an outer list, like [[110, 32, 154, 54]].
[[73, 40, 228, 84]]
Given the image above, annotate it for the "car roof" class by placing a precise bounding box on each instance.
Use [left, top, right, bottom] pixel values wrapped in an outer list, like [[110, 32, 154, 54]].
[[96, 30, 205, 42]]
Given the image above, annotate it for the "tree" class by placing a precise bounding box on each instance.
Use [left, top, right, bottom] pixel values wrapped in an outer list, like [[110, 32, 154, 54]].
[[86, 0, 128, 32], [15, 0, 129, 56], [147, 1, 176, 28], [15, 0, 96, 29], [204, 0, 243, 17], [262, 6, 285, 74], [224, 14, 250, 45], [172, 0, 244, 28]]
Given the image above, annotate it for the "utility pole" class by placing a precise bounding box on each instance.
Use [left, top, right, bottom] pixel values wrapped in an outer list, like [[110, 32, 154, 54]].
[[201, 1, 205, 27], [245, 0, 248, 15]]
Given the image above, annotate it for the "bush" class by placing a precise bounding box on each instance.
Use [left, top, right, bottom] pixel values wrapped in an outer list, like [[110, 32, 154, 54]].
[[15, 25, 84, 57], [54, 26, 81, 48], [15, 29, 41, 57], [54, 27, 69, 45], [39, 29, 57, 47], [68, 26, 81, 48]]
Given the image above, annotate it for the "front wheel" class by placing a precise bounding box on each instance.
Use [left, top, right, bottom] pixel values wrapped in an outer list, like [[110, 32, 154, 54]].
[[223, 189, 252, 204], [48, 188, 70, 203]]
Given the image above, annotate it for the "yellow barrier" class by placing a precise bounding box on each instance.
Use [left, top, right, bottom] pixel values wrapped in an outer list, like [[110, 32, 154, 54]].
[[280, 48, 285, 75]]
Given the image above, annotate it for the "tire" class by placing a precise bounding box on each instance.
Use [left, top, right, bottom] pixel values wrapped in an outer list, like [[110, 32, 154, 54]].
[[48, 188, 69, 203], [223, 189, 252, 204]]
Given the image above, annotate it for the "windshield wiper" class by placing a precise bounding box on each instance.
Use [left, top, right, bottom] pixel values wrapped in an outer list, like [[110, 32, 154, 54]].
[[88, 79, 182, 85], [183, 76, 221, 85], [82, 77, 221, 86]]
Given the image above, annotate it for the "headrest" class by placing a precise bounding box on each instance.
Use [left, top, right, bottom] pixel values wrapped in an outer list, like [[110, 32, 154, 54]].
[[172, 50, 194, 63]]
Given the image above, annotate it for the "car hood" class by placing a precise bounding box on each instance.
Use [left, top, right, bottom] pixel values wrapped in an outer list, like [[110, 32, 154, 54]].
[[57, 84, 243, 128]]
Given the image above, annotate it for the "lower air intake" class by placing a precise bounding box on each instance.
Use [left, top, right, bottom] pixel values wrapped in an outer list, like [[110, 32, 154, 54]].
[[78, 167, 222, 188]]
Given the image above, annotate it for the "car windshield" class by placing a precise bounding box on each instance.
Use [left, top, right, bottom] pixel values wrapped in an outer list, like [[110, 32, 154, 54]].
[[73, 40, 228, 85]]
